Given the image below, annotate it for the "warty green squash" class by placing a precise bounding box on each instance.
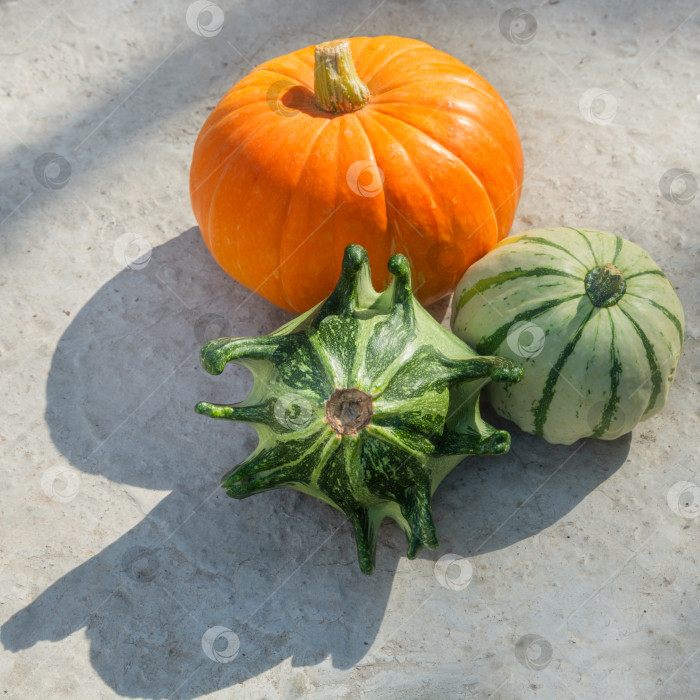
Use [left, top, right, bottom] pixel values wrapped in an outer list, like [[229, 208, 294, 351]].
[[196, 244, 523, 573]]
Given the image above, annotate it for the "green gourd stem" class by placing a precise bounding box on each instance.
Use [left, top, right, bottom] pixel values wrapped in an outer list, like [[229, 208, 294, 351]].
[[585, 263, 626, 307], [314, 39, 370, 113]]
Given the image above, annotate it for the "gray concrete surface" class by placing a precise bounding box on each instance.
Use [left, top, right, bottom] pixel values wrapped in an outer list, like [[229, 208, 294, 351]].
[[0, 1, 698, 698]]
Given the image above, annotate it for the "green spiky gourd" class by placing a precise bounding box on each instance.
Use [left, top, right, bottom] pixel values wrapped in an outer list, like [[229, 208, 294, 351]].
[[195, 245, 523, 574]]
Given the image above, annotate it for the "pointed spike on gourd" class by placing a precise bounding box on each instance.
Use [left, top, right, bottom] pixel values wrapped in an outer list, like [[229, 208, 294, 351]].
[[200, 336, 280, 375], [221, 437, 322, 496], [224, 480, 260, 499], [488, 357, 525, 384], [221, 463, 290, 499], [407, 529, 438, 559], [222, 469, 254, 494], [387, 253, 412, 303], [386, 253, 416, 328], [349, 508, 378, 575], [194, 401, 264, 423], [316, 244, 371, 321], [436, 428, 511, 456], [437, 356, 524, 388], [399, 485, 438, 559], [451, 358, 502, 382], [221, 451, 269, 488], [480, 429, 511, 455], [343, 243, 368, 273], [426, 355, 521, 389]]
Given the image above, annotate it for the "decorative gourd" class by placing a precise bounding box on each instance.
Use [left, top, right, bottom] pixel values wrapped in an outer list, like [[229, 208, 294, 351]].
[[196, 244, 523, 573], [190, 36, 523, 313], [451, 227, 685, 445]]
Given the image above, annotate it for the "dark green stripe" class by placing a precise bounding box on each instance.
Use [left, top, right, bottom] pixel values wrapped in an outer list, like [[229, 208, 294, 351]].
[[513, 236, 587, 268], [477, 294, 580, 355], [612, 235, 624, 264], [619, 307, 662, 416], [456, 268, 580, 314], [532, 307, 595, 436], [626, 294, 684, 344], [591, 310, 621, 438], [566, 227, 599, 266], [625, 269, 666, 281]]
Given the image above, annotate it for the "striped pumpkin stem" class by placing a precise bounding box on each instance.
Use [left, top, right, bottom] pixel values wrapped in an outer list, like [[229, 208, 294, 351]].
[[314, 39, 370, 113], [585, 263, 626, 307]]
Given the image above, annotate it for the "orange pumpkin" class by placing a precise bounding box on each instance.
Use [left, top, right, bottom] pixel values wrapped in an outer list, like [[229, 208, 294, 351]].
[[190, 36, 523, 313]]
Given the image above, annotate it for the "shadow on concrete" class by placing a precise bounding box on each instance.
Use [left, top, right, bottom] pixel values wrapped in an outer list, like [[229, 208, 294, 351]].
[[1, 228, 631, 697]]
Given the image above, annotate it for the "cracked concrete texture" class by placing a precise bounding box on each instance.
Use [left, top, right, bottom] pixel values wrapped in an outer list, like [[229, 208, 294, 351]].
[[0, 0, 698, 698]]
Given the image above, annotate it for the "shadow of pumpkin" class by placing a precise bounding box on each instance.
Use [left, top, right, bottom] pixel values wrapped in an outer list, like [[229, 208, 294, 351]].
[[1, 227, 630, 697]]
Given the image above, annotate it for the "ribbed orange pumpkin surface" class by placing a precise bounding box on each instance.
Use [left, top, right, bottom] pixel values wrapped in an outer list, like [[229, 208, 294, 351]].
[[190, 36, 523, 313]]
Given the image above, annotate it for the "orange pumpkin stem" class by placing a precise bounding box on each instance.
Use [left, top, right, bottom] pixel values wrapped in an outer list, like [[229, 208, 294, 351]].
[[314, 39, 370, 113]]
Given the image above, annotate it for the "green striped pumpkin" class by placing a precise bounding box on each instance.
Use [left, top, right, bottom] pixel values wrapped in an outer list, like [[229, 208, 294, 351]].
[[196, 244, 523, 574], [450, 227, 684, 445]]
